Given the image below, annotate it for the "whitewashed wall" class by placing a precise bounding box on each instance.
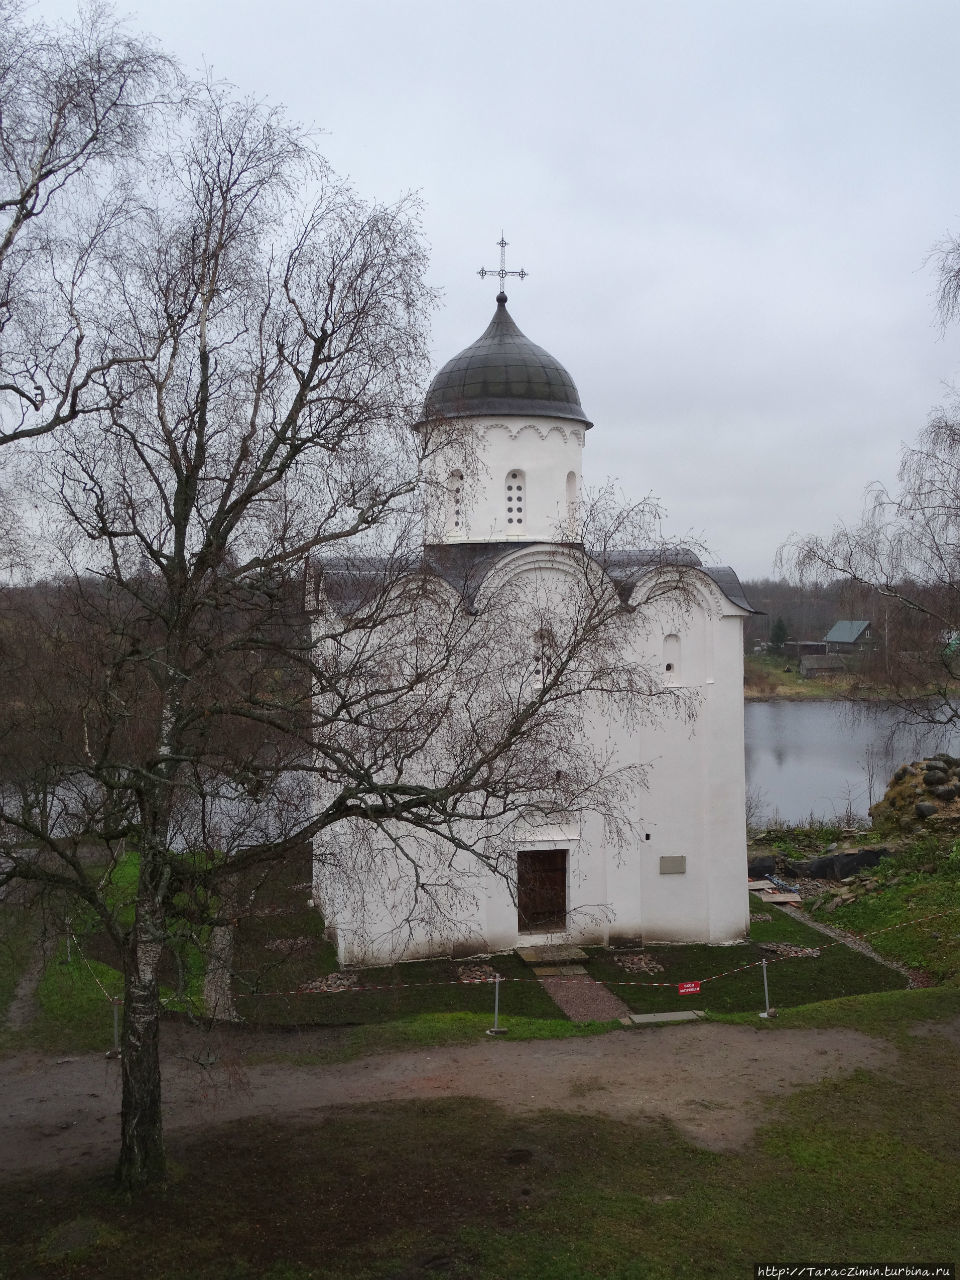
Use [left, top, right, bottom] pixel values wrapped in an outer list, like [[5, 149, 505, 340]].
[[313, 552, 750, 965], [424, 415, 586, 544]]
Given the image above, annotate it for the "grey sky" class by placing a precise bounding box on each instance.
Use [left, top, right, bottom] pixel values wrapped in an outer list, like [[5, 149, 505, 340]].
[[41, 0, 960, 576]]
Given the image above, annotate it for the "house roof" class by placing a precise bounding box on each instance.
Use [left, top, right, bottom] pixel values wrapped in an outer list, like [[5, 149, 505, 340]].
[[800, 654, 847, 672], [824, 620, 871, 644]]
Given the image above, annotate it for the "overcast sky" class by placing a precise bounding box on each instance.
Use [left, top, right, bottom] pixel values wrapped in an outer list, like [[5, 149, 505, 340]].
[[40, 0, 960, 577]]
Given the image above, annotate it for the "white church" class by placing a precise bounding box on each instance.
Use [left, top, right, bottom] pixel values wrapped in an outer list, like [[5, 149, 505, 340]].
[[314, 280, 754, 965]]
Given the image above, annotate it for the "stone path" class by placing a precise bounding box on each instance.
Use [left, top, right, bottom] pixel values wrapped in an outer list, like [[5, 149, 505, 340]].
[[4, 932, 55, 1033], [516, 943, 631, 1022], [537, 974, 631, 1023]]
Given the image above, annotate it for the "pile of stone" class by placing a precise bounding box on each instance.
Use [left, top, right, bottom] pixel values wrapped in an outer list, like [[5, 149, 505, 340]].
[[758, 941, 821, 958], [869, 754, 960, 828], [615, 952, 665, 975], [264, 936, 314, 955], [300, 971, 359, 993], [457, 962, 498, 983], [750, 912, 772, 922]]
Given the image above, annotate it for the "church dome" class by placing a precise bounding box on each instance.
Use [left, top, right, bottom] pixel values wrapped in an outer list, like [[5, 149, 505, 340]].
[[421, 293, 592, 427]]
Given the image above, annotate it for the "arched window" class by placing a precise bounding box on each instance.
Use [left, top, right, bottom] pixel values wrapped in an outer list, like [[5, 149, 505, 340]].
[[446, 469, 464, 533], [565, 470, 578, 526], [505, 469, 525, 527]]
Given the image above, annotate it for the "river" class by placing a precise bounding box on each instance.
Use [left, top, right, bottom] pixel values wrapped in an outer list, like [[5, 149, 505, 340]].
[[743, 700, 960, 825]]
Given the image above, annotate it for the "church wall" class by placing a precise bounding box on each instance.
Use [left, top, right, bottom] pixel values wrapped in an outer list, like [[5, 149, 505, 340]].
[[426, 415, 585, 544], [312, 556, 749, 966], [584, 576, 749, 947]]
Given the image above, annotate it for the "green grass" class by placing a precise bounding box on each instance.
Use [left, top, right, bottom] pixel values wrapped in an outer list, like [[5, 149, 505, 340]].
[[245, 1011, 622, 1067], [806, 869, 960, 982], [27, 941, 123, 1053], [717, 984, 960, 1037], [744, 652, 862, 700], [237, 949, 565, 1026], [3, 881, 912, 1059], [2, 987, 960, 1278], [584, 895, 904, 1015]]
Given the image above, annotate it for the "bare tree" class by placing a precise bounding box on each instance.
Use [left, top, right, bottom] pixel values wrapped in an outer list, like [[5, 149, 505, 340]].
[[784, 405, 960, 727], [0, 74, 703, 1193], [0, 0, 173, 446]]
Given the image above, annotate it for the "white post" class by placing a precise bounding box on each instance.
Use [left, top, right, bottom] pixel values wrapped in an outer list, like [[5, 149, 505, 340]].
[[758, 958, 774, 1018], [106, 997, 122, 1058], [486, 974, 508, 1036]]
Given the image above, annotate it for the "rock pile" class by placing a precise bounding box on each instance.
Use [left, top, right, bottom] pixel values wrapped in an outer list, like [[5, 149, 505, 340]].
[[869, 753, 960, 827], [615, 952, 665, 975], [757, 942, 821, 958], [457, 962, 498, 983], [300, 971, 359, 993], [264, 936, 314, 955]]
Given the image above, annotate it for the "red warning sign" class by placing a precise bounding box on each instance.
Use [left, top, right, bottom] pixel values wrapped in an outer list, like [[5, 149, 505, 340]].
[[677, 981, 701, 995]]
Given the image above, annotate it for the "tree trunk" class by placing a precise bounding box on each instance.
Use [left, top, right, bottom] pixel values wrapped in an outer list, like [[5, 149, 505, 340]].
[[116, 929, 166, 1190], [203, 881, 239, 1022]]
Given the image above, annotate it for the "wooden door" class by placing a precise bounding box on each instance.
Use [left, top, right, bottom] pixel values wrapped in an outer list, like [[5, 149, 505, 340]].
[[517, 849, 567, 933]]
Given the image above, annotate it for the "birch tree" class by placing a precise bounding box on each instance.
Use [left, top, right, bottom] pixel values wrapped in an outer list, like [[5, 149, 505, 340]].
[[0, 0, 173, 446], [0, 68, 695, 1192]]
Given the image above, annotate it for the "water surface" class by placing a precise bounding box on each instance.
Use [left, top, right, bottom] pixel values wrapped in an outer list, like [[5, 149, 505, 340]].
[[743, 700, 960, 825]]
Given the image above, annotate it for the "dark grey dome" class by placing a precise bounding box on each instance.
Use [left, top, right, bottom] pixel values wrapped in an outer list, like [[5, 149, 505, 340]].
[[420, 293, 592, 427]]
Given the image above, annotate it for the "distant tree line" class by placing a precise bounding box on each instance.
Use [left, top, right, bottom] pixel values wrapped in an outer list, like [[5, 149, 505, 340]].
[[739, 578, 879, 652]]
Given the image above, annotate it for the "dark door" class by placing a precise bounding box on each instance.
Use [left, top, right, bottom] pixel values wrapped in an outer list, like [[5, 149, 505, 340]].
[[517, 849, 567, 933]]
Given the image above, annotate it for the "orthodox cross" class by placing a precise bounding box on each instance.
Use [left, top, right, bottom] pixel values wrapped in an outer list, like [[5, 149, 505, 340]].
[[478, 234, 527, 294]]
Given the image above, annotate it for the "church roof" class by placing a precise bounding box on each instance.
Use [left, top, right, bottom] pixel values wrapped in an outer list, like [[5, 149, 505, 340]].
[[600, 551, 757, 613], [421, 293, 592, 427], [315, 545, 756, 616]]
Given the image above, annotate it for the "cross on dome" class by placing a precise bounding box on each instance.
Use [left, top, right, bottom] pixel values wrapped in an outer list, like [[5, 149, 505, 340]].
[[477, 233, 527, 298]]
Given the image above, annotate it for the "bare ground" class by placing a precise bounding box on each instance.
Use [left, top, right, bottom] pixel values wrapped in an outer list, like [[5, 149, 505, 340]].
[[0, 1017, 899, 1180]]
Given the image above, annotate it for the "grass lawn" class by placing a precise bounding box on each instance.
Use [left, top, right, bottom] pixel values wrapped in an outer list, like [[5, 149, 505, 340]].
[[238, 950, 566, 1026], [1, 986, 959, 1279], [805, 870, 960, 983], [744, 652, 859, 700], [583, 895, 905, 1016], [2, 880, 908, 1060]]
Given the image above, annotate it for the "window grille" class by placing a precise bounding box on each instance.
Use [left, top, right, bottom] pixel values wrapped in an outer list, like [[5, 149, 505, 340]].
[[505, 469, 525, 526]]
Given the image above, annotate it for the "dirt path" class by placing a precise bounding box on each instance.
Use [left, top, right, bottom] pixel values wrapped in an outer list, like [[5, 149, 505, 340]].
[[3, 932, 56, 1033], [0, 1019, 898, 1180]]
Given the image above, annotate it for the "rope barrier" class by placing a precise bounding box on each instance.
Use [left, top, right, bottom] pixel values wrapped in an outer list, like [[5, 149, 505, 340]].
[[64, 903, 959, 1010], [68, 931, 117, 1003], [250, 955, 799, 999], [850, 908, 960, 939]]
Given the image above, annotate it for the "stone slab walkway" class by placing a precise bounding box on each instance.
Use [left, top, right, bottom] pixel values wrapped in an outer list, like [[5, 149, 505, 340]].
[[538, 974, 631, 1023], [629, 1010, 705, 1025], [516, 944, 588, 963]]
